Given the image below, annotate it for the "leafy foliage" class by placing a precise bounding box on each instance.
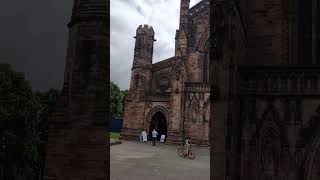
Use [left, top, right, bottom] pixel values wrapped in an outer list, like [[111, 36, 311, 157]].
[[110, 81, 128, 118], [0, 64, 60, 178], [34, 89, 60, 141], [0, 63, 39, 177], [0, 64, 126, 178]]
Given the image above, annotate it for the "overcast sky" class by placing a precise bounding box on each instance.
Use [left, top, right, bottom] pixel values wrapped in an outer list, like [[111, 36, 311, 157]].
[[0, 0, 72, 92], [0, 0, 201, 91], [111, 0, 201, 90]]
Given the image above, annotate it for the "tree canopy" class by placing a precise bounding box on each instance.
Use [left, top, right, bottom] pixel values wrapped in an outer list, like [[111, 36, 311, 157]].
[[0, 64, 60, 178], [0, 63, 127, 178], [110, 81, 128, 118], [0, 63, 40, 177]]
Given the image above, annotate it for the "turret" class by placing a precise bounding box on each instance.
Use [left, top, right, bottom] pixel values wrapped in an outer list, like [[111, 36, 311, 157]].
[[175, 0, 190, 57], [179, 0, 190, 32], [68, 0, 107, 27], [130, 24, 155, 91], [175, 29, 188, 57]]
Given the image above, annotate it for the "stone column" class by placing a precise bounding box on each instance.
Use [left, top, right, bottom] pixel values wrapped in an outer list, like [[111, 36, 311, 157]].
[[43, 0, 108, 179]]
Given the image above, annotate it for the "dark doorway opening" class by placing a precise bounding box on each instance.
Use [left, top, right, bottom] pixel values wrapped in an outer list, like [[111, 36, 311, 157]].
[[149, 112, 167, 141]]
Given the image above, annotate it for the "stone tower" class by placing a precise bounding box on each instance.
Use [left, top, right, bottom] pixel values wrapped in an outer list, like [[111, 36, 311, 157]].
[[176, 0, 190, 56], [167, 0, 190, 144], [121, 25, 155, 140], [43, 0, 108, 179], [130, 25, 155, 92]]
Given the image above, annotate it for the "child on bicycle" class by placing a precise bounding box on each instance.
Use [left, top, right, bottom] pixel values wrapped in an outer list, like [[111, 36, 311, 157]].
[[184, 137, 191, 157]]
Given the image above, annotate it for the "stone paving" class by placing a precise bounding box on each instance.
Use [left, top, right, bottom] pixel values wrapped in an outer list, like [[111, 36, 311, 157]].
[[110, 140, 210, 180]]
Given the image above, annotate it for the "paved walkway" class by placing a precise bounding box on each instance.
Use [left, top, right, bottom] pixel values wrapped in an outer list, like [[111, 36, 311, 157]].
[[111, 140, 210, 180]]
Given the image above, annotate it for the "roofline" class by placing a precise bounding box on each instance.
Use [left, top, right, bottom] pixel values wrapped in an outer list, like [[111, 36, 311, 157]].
[[152, 57, 175, 66], [189, 0, 209, 12]]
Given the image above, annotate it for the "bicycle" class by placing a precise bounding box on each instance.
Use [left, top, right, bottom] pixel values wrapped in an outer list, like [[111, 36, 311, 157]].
[[177, 145, 196, 159]]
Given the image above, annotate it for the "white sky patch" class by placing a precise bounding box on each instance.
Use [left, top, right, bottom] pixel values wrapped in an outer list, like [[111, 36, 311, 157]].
[[111, 0, 202, 90]]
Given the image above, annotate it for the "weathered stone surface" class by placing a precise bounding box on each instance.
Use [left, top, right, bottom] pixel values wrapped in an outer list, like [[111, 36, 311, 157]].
[[210, 0, 320, 179], [43, 0, 108, 179]]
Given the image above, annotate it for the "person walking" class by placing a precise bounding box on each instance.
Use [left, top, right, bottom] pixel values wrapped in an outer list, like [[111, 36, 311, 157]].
[[152, 129, 158, 146]]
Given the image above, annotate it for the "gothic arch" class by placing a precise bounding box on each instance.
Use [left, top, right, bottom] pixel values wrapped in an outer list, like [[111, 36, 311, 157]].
[[196, 27, 210, 82], [146, 106, 169, 124], [244, 108, 285, 180], [145, 106, 170, 134], [252, 105, 288, 144], [196, 27, 209, 53], [188, 93, 200, 108], [241, 103, 285, 141], [188, 94, 200, 123], [257, 126, 283, 180], [241, 117, 285, 179], [259, 122, 281, 139], [303, 105, 320, 180], [260, 105, 283, 132], [144, 105, 170, 138], [304, 131, 320, 180]]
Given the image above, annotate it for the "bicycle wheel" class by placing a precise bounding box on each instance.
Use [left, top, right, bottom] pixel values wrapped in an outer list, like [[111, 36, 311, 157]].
[[188, 150, 195, 159], [178, 147, 185, 157]]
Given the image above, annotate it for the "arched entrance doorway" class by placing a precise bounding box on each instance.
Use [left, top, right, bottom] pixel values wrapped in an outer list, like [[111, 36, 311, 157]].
[[149, 111, 167, 141]]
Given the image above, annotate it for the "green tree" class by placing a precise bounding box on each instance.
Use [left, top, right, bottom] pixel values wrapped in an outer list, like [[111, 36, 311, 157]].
[[110, 81, 123, 118], [34, 88, 60, 179], [0, 63, 40, 177], [34, 89, 60, 141], [110, 81, 129, 118]]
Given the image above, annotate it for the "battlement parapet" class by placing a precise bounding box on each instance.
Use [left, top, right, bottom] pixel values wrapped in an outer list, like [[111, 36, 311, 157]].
[[136, 24, 155, 36]]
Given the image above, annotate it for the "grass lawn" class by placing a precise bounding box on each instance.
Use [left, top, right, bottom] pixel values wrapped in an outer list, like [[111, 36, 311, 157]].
[[110, 132, 121, 140]]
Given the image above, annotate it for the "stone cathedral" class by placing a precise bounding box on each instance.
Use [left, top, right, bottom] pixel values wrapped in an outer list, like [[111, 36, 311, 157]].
[[121, 0, 210, 145], [210, 0, 320, 180]]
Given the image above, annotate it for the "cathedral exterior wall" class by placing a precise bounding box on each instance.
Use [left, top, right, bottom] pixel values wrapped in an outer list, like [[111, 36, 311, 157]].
[[187, 52, 202, 82], [121, 97, 147, 140], [121, 0, 210, 146], [184, 84, 210, 145], [210, 0, 320, 178], [152, 63, 172, 93]]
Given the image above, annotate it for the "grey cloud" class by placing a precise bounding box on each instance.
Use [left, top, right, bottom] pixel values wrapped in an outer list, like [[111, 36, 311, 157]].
[[0, 0, 202, 91], [136, 5, 145, 16], [111, 0, 201, 90]]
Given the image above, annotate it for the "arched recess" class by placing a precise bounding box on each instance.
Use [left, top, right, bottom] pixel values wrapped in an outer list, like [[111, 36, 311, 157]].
[[145, 106, 170, 140], [196, 27, 210, 83], [304, 131, 320, 180], [196, 27, 209, 53], [304, 132, 320, 180], [188, 94, 199, 120], [257, 125, 283, 180], [242, 104, 285, 141], [304, 106, 320, 180], [241, 105, 288, 179]]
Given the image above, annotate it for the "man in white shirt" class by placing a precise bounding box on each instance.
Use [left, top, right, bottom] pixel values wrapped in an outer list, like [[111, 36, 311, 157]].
[[152, 129, 158, 146]]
